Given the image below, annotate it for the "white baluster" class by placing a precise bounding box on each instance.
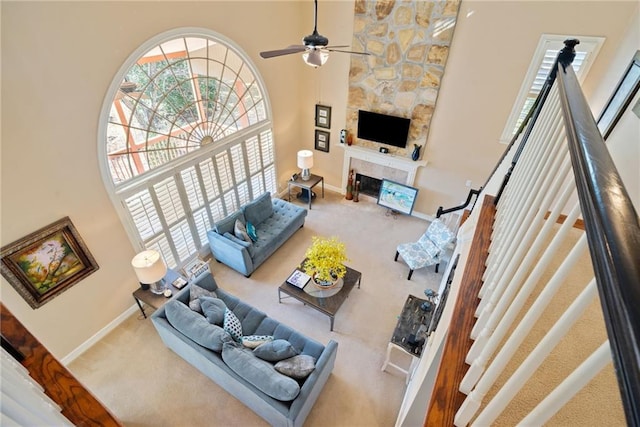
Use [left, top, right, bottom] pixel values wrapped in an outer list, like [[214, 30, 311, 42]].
[[517, 341, 612, 426], [467, 278, 598, 426], [474, 153, 570, 327], [465, 202, 581, 363], [457, 233, 588, 418]]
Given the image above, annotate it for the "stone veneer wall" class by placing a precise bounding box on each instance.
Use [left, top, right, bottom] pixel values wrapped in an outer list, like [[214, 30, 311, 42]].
[[346, 0, 461, 159]]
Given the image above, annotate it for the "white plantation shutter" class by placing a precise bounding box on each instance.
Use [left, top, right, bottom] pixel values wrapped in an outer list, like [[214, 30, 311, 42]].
[[155, 178, 185, 226], [101, 29, 277, 269], [119, 129, 276, 269], [192, 207, 212, 250], [246, 136, 262, 174], [181, 167, 205, 211], [264, 165, 277, 195], [501, 35, 603, 142], [216, 152, 235, 193], [125, 190, 162, 240], [260, 130, 275, 165], [200, 158, 221, 200]]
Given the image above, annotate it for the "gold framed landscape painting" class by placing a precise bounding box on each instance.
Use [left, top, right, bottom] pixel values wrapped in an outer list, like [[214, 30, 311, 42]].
[[1, 217, 99, 309]]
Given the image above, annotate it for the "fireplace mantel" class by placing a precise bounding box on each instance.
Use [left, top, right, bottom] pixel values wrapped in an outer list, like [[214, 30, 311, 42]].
[[340, 144, 427, 191]]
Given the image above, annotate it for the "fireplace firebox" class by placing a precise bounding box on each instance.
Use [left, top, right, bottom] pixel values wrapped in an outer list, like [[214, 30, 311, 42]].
[[355, 173, 382, 198]]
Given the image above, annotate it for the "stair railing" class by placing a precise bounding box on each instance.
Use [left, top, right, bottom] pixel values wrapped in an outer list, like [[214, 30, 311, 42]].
[[424, 39, 639, 426]]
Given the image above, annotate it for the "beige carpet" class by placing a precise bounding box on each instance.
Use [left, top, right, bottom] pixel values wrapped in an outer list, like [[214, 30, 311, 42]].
[[68, 191, 444, 427]]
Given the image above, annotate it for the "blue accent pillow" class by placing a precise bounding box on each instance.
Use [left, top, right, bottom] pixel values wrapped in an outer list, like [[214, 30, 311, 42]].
[[165, 300, 230, 352], [242, 192, 273, 226], [189, 284, 217, 313], [253, 339, 299, 362], [246, 221, 258, 242], [221, 342, 300, 401], [200, 296, 227, 325]]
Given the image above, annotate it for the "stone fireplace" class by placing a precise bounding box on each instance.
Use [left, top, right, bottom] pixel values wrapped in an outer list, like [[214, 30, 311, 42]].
[[342, 145, 427, 198]]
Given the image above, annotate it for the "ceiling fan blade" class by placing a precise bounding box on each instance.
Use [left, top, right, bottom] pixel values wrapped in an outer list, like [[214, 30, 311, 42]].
[[260, 45, 306, 59], [324, 45, 350, 49], [326, 48, 371, 56]]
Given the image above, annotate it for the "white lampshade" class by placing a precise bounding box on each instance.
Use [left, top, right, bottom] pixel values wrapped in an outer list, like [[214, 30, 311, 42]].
[[297, 150, 314, 169], [297, 150, 314, 181], [131, 250, 167, 284], [302, 50, 329, 67]]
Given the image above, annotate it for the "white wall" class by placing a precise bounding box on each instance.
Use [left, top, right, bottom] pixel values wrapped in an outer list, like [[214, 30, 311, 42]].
[[1, 0, 638, 362], [0, 1, 308, 359], [420, 0, 639, 215], [587, 7, 640, 209]]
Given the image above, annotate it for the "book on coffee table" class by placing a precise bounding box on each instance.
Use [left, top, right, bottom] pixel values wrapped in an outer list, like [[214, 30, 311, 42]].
[[287, 270, 311, 289]]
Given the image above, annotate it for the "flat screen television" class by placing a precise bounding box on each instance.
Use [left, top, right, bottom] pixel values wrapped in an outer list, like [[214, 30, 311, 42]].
[[377, 179, 418, 215], [357, 110, 411, 148]]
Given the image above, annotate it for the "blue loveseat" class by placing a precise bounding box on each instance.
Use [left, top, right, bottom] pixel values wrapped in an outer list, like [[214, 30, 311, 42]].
[[207, 192, 307, 277], [151, 272, 338, 427]]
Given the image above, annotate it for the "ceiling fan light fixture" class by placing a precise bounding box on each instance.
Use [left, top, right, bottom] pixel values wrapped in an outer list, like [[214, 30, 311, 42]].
[[303, 50, 329, 67]]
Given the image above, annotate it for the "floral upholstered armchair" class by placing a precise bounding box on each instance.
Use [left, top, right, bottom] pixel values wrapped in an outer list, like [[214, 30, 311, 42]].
[[394, 219, 456, 280]]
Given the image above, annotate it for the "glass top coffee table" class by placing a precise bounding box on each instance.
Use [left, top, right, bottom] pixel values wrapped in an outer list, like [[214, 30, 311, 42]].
[[278, 264, 361, 331]]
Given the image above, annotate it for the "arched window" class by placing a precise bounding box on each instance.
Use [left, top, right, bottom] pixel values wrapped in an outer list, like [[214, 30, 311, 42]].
[[99, 28, 276, 269]]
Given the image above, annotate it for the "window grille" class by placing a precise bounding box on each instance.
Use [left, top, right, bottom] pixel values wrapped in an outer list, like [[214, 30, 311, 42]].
[[99, 29, 275, 269]]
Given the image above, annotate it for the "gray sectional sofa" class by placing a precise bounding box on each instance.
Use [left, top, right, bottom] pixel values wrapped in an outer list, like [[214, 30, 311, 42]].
[[207, 192, 307, 277], [151, 271, 338, 427]]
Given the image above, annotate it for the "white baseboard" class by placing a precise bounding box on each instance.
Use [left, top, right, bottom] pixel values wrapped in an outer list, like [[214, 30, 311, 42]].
[[280, 183, 434, 221], [61, 304, 139, 366]]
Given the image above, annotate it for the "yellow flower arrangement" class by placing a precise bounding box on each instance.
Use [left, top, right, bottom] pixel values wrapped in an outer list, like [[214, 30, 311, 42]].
[[303, 236, 349, 283]]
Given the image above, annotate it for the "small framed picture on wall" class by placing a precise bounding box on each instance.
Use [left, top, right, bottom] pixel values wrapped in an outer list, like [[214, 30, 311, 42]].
[[315, 104, 331, 129], [315, 129, 330, 152]]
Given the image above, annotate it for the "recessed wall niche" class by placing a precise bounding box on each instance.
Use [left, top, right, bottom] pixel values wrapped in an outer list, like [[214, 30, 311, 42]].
[[346, 0, 461, 158]]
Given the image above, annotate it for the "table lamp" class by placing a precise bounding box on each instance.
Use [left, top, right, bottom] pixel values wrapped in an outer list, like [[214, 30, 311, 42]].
[[297, 150, 314, 181], [131, 249, 167, 294]]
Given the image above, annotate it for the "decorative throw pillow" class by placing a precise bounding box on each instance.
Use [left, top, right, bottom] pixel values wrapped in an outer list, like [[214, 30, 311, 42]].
[[200, 296, 227, 325], [164, 300, 231, 353], [253, 339, 299, 362], [241, 335, 274, 349], [246, 221, 258, 242], [189, 284, 217, 313], [223, 308, 243, 342], [275, 355, 316, 379], [242, 192, 273, 226], [234, 219, 251, 243], [221, 342, 300, 401]]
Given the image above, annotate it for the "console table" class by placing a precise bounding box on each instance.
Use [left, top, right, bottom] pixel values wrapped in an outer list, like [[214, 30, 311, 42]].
[[381, 294, 433, 383]]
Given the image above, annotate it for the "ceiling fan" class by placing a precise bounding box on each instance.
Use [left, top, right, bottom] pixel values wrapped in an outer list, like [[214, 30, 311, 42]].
[[259, 0, 370, 67]]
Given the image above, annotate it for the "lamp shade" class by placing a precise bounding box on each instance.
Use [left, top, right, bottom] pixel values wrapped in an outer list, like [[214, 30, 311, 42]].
[[297, 150, 314, 169], [131, 250, 167, 284], [303, 50, 329, 67]]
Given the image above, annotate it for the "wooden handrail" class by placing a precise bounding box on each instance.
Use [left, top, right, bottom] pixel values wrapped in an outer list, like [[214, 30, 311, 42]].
[[0, 303, 123, 427], [424, 195, 496, 425], [556, 43, 640, 426]]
